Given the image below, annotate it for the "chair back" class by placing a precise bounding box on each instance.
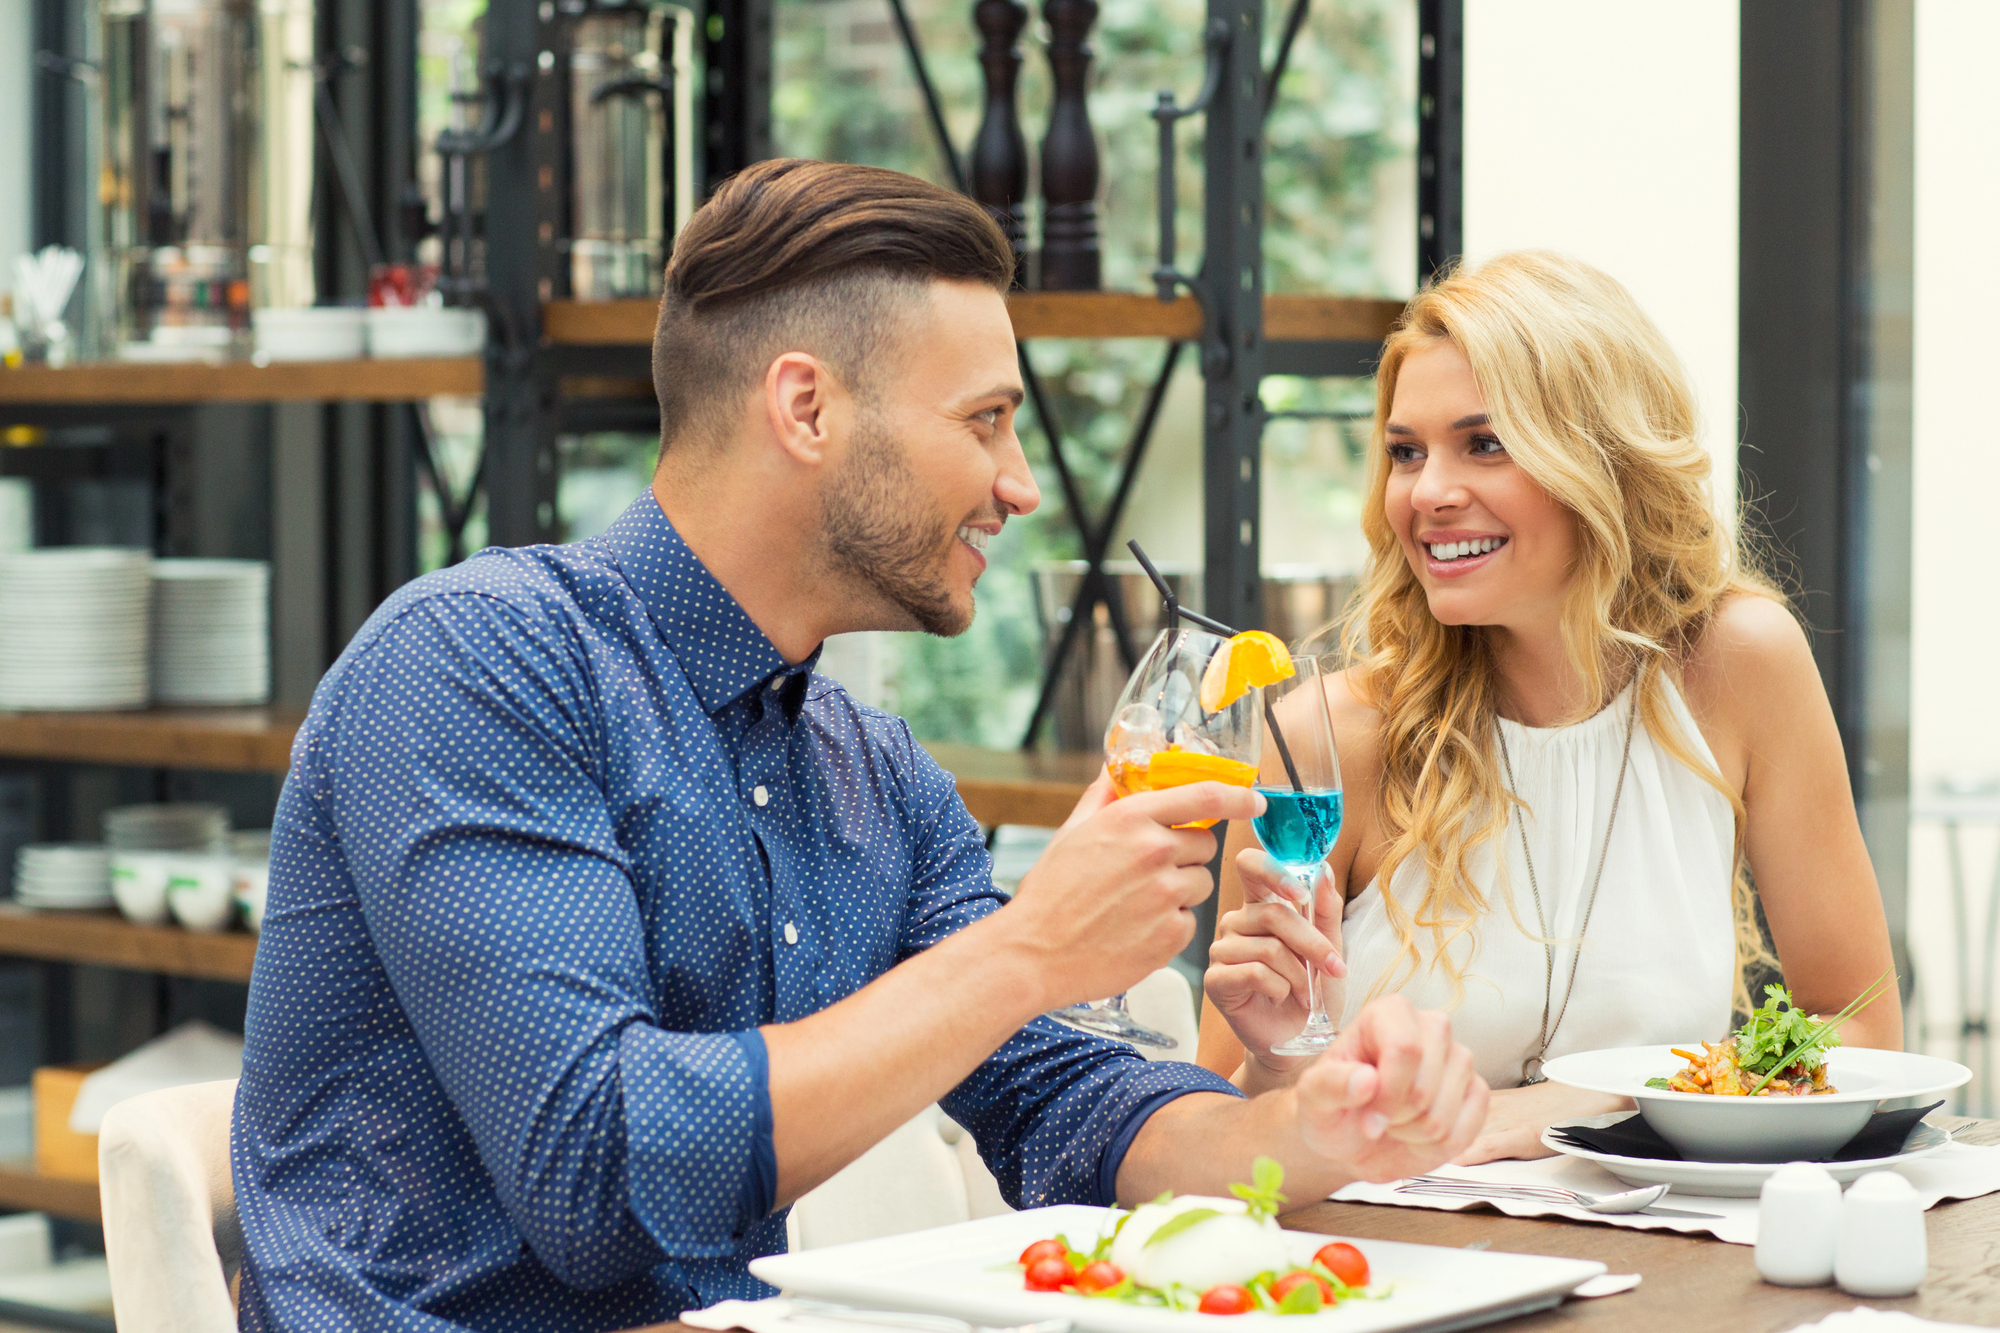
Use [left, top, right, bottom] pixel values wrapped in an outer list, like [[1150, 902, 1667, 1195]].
[[98, 1078, 242, 1333]]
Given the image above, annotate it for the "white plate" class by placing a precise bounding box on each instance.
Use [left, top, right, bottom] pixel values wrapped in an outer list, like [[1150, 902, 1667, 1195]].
[[748, 1205, 1605, 1333], [1541, 1045, 1972, 1162], [1542, 1112, 1953, 1197]]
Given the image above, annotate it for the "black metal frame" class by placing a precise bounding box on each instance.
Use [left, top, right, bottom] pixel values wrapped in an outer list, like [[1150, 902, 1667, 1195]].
[[1416, 0, 1464, 279]]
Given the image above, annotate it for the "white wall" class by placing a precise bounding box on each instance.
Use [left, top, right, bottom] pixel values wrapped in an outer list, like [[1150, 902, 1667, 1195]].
[[1910, 0, 2000, 787], [0, 0, 31, 276], [1461, 0, 1740, 507]]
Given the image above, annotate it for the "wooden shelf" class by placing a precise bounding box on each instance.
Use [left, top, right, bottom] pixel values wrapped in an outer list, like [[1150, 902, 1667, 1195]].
[[543, 293, 1405, 348], [0, 907, 256, 984], [0, 1161, 99, 1224], [923, 744, 1098, 829], [0, 357, 482, 405], [0, 707, 301, 774]]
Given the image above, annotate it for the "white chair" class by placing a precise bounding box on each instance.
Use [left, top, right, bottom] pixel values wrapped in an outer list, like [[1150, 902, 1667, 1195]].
[[786, 966, 1199, 1250], [98, 1078, 242, 1333]]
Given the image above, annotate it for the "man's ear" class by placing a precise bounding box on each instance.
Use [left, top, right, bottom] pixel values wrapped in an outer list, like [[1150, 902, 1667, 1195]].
[[764, 352, 839, 467]]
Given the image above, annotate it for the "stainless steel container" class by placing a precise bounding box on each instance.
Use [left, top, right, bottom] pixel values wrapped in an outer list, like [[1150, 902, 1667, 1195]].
[[1032, 563, 1358, 750], [568, 2, 693, 300], [97, 0, 315, 359]]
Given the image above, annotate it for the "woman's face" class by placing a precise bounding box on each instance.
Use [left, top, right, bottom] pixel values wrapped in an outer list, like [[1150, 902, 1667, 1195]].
[[1381, 340, 1579, 632]]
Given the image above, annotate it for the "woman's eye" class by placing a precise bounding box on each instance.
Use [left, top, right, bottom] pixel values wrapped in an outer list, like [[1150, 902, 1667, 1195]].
[[1469, 433, 1507, 456], [1387, 443, 1421, 464]]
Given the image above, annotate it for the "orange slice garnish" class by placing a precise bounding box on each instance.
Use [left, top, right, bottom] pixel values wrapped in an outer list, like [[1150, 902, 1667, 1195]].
[[1197, 630, 1296, 713]]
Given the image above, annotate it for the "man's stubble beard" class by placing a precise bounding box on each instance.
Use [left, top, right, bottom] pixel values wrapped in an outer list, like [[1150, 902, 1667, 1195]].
[[820, 409, 976, 638]]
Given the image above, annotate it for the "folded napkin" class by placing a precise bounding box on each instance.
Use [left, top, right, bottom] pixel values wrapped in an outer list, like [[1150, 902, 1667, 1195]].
[[1328, 1139, 2000, 1246], [1784, 1308, 1994, 1333], [1550, 1103, 1946, 1163]]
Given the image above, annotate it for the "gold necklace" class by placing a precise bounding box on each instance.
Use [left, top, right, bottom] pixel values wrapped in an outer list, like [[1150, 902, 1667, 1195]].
[[1496, 687, 1640, 1087]]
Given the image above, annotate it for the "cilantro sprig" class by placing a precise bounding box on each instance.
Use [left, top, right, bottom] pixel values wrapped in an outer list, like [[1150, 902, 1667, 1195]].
[[1741, 968, 1895, 1096]]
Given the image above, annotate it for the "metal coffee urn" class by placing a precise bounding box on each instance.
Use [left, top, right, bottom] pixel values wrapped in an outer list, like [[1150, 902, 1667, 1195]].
[[97, 0, 315, 360], [565, 1, 694, 301]]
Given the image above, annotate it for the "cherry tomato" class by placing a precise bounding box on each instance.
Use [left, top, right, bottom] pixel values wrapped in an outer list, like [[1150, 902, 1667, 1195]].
[[1271, 1271, 1334, 1306], [1314, 1241, 1370, 1288], [1197, 1284, 1254, 1315], [1019, 1239, 1068, 1267], [1023, 1256, 1075, 1292], [1073, 1261, 1125, 1294]]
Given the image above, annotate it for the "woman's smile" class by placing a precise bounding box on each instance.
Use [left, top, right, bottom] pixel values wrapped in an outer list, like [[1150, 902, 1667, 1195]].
[[1418, 530, 1510, 579]]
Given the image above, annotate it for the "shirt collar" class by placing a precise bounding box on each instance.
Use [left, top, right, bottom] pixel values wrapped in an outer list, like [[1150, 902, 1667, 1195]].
[[594, 492, 820, 717]]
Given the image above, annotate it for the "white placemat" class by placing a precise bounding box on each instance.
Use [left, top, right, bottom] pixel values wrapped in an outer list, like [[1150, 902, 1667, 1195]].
[[1329, 1142, 2000, 1246]]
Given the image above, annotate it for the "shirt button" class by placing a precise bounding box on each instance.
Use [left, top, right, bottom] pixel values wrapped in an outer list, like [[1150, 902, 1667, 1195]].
[[783, 922, 799, 945], [768, 678, 783, 692], [752, 785, 770, 807]]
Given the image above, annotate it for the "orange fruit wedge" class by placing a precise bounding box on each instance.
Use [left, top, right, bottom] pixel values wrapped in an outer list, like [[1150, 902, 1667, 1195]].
[[1144, 749, 1260, 790], [1198, 630, 1296, 713]]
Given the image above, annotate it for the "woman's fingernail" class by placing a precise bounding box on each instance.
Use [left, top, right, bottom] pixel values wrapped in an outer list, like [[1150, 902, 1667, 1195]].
[[1325, 952, 1344, 973], [1363, 1112, 1388, 1140]]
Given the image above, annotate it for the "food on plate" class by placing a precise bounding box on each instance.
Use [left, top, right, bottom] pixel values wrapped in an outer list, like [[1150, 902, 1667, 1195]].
[[1646, 972, 1895, 1097], [1013, 1158, 1378, 1314]]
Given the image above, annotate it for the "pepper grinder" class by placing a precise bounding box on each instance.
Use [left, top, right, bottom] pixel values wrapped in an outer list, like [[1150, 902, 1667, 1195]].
[[1757, 1161, 1841, 1286], [1835, 1170, 1928, 1297]]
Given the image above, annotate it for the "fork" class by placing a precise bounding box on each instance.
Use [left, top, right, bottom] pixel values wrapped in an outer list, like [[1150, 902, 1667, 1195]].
[[1395, 1177, 1721, 1218]]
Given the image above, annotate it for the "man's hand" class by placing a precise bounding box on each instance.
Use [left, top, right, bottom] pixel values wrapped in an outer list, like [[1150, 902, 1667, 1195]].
[[1291, 995, 1488, 1183], [1001, 773, 1263, 1011], [1205, 848, 1345, 1073]]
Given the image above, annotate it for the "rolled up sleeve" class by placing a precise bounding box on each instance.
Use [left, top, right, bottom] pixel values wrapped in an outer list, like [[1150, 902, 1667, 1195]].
[[326, 592, 774, 1284]]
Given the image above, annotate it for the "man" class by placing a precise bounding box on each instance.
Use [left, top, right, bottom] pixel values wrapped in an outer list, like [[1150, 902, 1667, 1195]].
[[234, 159, 1487, 1329]]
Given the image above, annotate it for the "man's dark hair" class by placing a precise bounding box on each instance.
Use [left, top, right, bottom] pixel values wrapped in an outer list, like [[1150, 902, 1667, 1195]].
[[652, 159, 1015, 452]]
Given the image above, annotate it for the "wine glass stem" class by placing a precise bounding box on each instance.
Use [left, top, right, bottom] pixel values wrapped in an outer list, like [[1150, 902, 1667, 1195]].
[[1295, 895, 1332, 1031]]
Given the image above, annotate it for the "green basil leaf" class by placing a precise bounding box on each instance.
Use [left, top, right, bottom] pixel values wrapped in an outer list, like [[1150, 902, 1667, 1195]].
[[1142, 1207, 1224, 1249], [1278, 1280, 1324, 1314], [1644, 1077, 1672, 1090]]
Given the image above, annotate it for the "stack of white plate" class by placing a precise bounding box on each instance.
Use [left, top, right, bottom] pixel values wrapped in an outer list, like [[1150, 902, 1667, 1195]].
[[15, 844, 113, 911], [104, 803, 229, 852], [151, 560, 270, 706], [0, 549, 153, 710]]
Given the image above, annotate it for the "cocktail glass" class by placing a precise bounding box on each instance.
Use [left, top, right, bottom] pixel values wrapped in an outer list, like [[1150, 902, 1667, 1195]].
[[1254, 653, 1345, 1056], [1051, 626, 1262, 1048]]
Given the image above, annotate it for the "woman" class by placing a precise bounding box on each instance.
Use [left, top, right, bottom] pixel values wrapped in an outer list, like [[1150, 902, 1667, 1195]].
[[1198, 251, 1901, 1162]]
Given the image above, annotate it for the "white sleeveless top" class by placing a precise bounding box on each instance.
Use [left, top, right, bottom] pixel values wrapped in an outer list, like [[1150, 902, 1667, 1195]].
[[1336, 678, 1736, 1089]]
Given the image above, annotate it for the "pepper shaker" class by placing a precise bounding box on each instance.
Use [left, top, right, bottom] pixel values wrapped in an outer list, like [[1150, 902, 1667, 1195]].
[[1835, 1170, 1928, 1297], [1756, 1161, 1841, 1286]]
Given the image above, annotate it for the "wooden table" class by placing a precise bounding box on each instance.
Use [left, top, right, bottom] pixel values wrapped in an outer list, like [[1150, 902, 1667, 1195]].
[[632, 1116, 2000, 1333]]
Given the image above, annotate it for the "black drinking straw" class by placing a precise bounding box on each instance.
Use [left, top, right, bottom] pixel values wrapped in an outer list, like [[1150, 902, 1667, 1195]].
[[1124, 539, 1306, 793]]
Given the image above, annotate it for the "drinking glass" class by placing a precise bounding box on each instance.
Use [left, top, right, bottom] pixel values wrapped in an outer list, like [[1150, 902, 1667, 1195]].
[[1052, 626, 1262, 1048], [1253, 654, 1345, 1056]]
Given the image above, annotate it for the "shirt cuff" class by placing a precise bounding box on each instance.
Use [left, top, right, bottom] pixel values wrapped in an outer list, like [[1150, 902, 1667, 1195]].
[[732, 1028, 777, 1222], [1096, 1082, 1239, 1207]]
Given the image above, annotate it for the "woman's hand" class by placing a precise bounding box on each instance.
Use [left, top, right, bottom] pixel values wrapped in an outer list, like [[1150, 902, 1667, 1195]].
[[1450, 1082, 1632, 1165], [1294, 995, 1489, 1183], [1204, 848, 1345, 1088]]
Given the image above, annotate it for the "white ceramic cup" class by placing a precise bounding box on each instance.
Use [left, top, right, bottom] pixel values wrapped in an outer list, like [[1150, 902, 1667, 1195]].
[[1835, 1170, 1928, 1297], [1756, 1160, 1841, 1286], [165, 854, 236, 933], [109, 850, 175, 926], [233, 860, 270, 933]]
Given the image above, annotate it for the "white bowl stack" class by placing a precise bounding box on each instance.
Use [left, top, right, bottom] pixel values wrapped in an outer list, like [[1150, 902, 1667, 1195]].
[[105, 803, 229, 853], [0, 549, 153, 710], [15, 844, 113, 911], [151, 560, 271, 706]]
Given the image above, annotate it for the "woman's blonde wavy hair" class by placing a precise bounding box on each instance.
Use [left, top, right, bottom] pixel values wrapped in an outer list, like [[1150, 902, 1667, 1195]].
[[1341, 251, 1780, 1016]]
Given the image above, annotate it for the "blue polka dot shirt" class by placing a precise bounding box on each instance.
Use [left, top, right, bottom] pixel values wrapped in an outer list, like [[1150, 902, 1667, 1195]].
[[231, 492, 1240, 1331]]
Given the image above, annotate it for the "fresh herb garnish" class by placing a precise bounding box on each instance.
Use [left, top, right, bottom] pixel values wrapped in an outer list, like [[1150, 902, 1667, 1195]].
[[1141, 1207, 1225, 1249], [1644, 1077, 1673, 1090], [1742, 968, 1896, 1096], [1228, 1155, 1288, 1221]]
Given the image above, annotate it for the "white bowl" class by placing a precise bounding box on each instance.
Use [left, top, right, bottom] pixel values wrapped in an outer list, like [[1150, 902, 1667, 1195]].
[[364, 306, 486, 358], [252, 307, 366, 362], [164, 854, 236, 932], [233, 860, 269, 932], [109, 850, 175, 926], [1542, 1045, 1972, 1163]]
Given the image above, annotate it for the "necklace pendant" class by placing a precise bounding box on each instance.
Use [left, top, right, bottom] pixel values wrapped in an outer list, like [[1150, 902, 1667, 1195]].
[[1520, 1056, 1546, 1087]]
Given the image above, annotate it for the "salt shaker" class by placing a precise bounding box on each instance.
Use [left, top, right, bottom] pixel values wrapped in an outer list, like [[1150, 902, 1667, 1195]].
[[1835, 1170, 1928, 1297], [1756, 1161, 1841, 1285]]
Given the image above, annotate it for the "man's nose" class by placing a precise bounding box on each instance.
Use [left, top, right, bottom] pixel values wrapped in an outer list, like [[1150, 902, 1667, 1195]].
[[995, 433, 1040, 517]]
